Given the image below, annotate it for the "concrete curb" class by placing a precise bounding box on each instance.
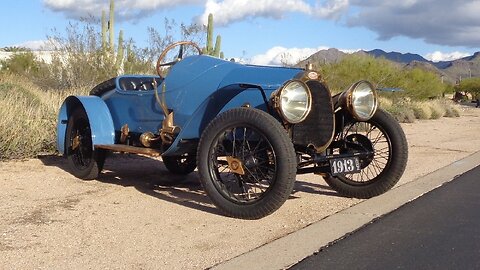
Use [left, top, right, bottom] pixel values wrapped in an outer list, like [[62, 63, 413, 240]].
[[213, 151, 480, 270]]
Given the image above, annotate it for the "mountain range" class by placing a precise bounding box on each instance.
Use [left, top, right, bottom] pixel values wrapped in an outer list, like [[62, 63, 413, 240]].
[[300, 49, 480, 84]]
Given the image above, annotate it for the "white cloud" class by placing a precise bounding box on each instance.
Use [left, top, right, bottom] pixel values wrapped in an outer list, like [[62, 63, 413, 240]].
[[199, 0, 350, 26], [313, 0, 349, 19], [11, 39, 57, 51], [43, 0, 202, 21], [250, 46, 330, 66], [425, 51, 470, 62]]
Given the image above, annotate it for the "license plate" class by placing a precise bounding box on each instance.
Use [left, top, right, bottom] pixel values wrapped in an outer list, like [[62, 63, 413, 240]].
[[329, 157, 361, 175]]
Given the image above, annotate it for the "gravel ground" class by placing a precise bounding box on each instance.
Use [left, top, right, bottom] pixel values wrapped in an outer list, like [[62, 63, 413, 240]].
[[1, 106, 479, 269]]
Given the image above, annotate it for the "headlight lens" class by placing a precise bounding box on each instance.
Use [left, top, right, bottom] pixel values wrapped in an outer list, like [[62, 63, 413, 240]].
[[273, 80, 312, 124], [343, 81, 378, 121]]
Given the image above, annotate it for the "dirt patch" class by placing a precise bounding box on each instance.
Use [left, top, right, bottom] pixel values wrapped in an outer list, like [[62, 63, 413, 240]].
[[1, 106, 479, 269]]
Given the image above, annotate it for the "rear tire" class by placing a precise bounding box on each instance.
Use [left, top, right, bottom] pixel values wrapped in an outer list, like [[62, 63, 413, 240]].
[[324, 109, 408, 198], [65, 107, 106, 180], [197, 108, 297, 219], [162, 154, 197, 175]]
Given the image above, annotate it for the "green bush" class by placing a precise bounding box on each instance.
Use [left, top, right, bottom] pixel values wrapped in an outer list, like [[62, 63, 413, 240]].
[[0, 50, 40, 76], [318, 54, 448, 100]]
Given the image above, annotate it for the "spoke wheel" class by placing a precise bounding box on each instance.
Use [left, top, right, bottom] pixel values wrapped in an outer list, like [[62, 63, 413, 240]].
[[65, 107, 106, 180], [211, 127, 276, 204], [325, 109, 408, 198], [162, 154, 197, 175], [198, 108, 296, 219]]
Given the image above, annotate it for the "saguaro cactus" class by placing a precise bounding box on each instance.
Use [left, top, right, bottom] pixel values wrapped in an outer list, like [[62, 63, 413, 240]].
[[100, 0, 125, 73], [101, 10, 107, 50], [203, 13, 223, 58], [109, 0, 115, 54], [115, 30, 124, 70]]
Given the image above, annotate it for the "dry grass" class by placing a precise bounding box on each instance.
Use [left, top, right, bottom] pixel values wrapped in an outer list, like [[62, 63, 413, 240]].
[[383, 98, 461, 123], [0, 74, 88, 160], [411, 101, 432, 120]]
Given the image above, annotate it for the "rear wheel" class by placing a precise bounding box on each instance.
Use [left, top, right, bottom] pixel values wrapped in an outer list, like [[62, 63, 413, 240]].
[[197, 108, 297, 219], [65, 107, 106, 180], [162, 154, 197, 175], [324, 109, 408, 198]]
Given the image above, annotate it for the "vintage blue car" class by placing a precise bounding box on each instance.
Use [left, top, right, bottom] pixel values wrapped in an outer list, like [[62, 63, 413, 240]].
[[57, 41, 408, 219]]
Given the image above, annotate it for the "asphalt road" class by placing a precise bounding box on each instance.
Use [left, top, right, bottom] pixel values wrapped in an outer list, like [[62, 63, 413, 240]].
[[290, 165, 480, 270]]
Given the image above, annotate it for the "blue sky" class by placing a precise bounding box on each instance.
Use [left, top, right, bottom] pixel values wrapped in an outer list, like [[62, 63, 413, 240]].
[[1, 0, 479, 65]]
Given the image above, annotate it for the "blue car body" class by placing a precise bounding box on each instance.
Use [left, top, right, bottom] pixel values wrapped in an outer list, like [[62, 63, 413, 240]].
[[57, 55, 303, 156]]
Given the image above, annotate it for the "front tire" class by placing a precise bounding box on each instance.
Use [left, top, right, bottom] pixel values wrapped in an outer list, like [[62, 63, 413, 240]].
[[197, 108, 297, 219], [65, 107, 106, 180], [324, 109, 408, 198]]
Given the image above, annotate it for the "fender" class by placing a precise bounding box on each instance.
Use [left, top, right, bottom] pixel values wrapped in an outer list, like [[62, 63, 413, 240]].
[[162, 84, 270, 156], [57, 96, 115, 155]]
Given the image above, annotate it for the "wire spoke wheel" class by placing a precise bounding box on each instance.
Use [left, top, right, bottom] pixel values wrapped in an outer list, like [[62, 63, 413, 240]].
[[65, 107, 106, 180], [210, 126, 276, 204], [340, 121, 391, 184], [198, 108, 296, 219], [69, 118, 94, 170], [324, 109, 408, 198]]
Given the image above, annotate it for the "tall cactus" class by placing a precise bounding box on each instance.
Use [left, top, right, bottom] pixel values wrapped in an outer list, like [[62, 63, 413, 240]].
[[109, 0, 115, 54], [100, 0, 125, 73], [101, 10, 107, 51], [213, 35, 221, 58], [115, 30, 124, 70], [203, 13, 223, 58]]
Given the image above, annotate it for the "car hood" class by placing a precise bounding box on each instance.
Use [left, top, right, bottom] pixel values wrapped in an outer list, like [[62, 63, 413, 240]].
[[164, 55, 303, 93]]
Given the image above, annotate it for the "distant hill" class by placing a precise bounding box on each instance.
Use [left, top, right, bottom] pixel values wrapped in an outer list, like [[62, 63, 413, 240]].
[[365, 49, 429, 63], [300, 48, 480, 84]]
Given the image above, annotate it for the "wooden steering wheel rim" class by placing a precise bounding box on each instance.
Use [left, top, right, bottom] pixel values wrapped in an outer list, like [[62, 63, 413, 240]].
[[156, 41, 202, 78]]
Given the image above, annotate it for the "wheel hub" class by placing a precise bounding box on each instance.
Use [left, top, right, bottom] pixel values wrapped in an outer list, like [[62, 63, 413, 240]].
[[226, 156, 245, 175], [72, 135, 81, 150]]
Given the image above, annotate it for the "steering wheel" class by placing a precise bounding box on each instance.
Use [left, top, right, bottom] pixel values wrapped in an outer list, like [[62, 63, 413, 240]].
[[156, 41, 202, 78]]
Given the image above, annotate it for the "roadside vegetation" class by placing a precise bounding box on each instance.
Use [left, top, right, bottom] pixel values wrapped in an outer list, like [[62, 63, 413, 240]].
[[0, 3, 470, 160], [315, 54, 462, 123]]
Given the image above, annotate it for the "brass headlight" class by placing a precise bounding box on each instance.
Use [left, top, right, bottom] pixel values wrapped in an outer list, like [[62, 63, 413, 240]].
[[340, 80, 378, 121], [271, 80, 312, 124]]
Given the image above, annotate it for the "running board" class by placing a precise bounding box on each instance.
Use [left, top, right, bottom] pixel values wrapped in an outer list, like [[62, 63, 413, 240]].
[[95, 144, 162, 157]]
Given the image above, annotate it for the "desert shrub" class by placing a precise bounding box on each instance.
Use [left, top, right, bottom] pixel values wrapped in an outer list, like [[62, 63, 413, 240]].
[[0, 50, 40, 76], [444, 106, 460, 117], [438, 99, 461, 118], [400, 68, 445, 100], [411, 102, 432, 120], [30, 18, 204, 91], [455, 77, 480, 100], [386, 105, 416, 123], [378, 96, 393, 111], [0, 75, 85, 160], [320, 54, 402, 94], [318, 54, 448, 100], [428, 101, 445, 119]]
